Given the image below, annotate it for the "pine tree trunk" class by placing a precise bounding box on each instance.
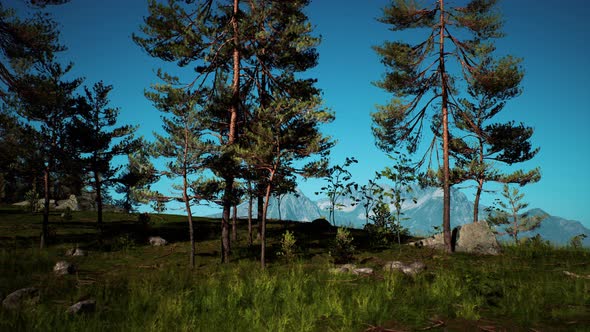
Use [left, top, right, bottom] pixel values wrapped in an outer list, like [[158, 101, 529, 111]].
[[221, 179, 233, 263], [183, 174, 195, 269], [94, 170, 103, 228], [182, 124, 195, 268], [257, 194, 263, 240], [439, 0, 452, 253], [473, 179, 483, 223], [40, 166, 50, 249], [232, 204, 237, 242], [261, 172, 275, 269], [220, 0, 240, 264], [248, 193, 253, 246]]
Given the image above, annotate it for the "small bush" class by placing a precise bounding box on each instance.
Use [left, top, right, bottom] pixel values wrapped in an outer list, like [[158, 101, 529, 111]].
[[331, 227, 355, 264], [569, 234, 587, 249], [137, 212, 151, 224], [277, 230, 297, 263]]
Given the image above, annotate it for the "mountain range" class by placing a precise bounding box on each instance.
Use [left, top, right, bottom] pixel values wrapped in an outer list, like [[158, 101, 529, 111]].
[[227, 186, 590, 247]]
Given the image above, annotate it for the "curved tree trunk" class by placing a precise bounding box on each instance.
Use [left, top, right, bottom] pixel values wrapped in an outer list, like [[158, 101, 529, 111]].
[[248, 193, 253, 246]]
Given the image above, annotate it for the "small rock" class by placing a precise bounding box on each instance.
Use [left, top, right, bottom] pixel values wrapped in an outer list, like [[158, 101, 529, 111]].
[[329, 264, 357, 274], [54, 261, 75, 275], [65, 248, 87, 256], [66, 299, 96, 315], [2, 287, 40, 310], [148, 236, 168, 246], [383, 261, 406, 272], [352, 267, 374, 275], [384, 261, 426, 276]]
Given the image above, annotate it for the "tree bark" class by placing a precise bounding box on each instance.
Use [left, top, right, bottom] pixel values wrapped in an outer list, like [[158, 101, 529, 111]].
[[183, 172, 195, 268], [257, 194, 263, 240], [94, 170, 103, 227], [40, 166, 49, 249], [220, 0, 240, 263], [221, 179, 233, 263], [183, 124, 195, 268], [232, 204, 237, 242], [473, 179, 483, 223], [248, 193, 253, 246], [439, 0, 452, 253]]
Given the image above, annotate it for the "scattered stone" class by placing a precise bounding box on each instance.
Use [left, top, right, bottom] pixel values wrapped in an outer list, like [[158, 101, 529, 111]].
[[408, 233, 446, 249], [352, 267, 374, 275], [54, 261, 75, 275], [148, 236, 168, 246], [65, 248, 87, 257], [66, 299, 96, 315], [383, 261, 426, 276], [455, 221, 501, 255], [2, 287, 40, 310]]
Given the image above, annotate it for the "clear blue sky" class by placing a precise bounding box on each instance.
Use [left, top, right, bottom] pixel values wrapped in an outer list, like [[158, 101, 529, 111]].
[[9, 0, 590, 226]]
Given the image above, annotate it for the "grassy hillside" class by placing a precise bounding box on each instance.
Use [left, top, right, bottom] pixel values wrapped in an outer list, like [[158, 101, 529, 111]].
[[1, 206, 589, 331]]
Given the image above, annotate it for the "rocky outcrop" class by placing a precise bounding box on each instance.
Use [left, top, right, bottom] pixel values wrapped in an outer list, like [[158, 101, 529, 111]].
[[2, 287, 40, 310]]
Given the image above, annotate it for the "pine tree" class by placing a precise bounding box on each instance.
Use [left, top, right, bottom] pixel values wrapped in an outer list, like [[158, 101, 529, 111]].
[[13, 58, 82, 248], [146, 78, 212, 268], [488, 184, 545, 244], [115, 150, 158, 214], [447, 51, 540, 223], [240, 96, 333, 269], [134, 0, 243, 263], [72, 81, 139, 229], [373, 0, 513, 252], [0, 1, 67, 100]]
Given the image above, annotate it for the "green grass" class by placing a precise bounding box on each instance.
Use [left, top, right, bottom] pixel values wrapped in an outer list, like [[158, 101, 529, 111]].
[[1, 205, 589, 331]]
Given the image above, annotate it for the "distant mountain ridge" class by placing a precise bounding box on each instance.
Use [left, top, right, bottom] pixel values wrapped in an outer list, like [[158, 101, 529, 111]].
[[223, 186, 589, 247]]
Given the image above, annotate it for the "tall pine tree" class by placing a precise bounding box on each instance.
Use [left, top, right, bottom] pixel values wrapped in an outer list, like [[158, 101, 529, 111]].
[[372, 0, 513, 252]]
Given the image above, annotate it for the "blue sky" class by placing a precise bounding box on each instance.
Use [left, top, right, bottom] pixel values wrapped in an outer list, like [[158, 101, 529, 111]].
[[9, 0, 590, 226]]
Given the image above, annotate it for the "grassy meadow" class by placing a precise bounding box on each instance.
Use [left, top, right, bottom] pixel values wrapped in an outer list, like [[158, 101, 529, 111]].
[[1, 206, 589, 331]]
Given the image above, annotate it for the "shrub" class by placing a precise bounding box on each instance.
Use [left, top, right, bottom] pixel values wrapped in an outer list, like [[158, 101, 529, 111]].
[[137, 212, 151, 224], [331, 227, 355, 264], [569, 234, 587, 249], [277, 230, 297, 263]]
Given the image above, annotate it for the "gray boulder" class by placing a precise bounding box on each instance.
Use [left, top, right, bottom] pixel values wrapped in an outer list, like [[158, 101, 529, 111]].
[[2, 287, 40, 310], [54, 261, 75, 275], [149, 236, 168, 246], [66, 299, 96, 315], [409, 233, 446, 249], [455, 221, 501, 255]]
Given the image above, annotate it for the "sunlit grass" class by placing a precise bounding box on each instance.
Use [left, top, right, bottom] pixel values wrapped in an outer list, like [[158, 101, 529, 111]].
[[1, 208, 589, 331]]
